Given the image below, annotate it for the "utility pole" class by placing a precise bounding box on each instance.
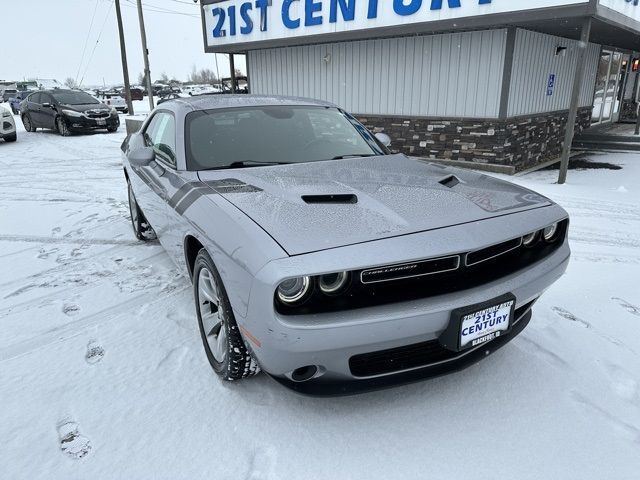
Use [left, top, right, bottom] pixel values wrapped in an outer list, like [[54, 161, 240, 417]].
[[136, 0, 155, 111], [229, 54, 237, 93], [558, 17, 592, 185], [114, 0, 134, 115]]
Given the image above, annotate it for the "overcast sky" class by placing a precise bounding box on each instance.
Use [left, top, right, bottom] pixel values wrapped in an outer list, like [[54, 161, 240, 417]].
[[1, 0, 244, 87]]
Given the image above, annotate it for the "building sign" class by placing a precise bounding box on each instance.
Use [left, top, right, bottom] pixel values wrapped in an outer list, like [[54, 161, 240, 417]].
[[547, 74, 556, 96], [598, 0, 640, 23], [202, 0, 588, 48]]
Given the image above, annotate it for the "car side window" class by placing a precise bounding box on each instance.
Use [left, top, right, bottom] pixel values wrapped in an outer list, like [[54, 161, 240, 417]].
[[31, 92, 42, 104], [41, 93, 53, 105], [144, 112, 177, 168]]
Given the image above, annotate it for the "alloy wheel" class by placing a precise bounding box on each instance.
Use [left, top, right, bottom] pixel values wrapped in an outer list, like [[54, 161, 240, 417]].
[[197, 267, 227, 364]]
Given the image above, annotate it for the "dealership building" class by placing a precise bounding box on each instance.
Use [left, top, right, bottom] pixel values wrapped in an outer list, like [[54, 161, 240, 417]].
[[201, 0, 640, 173]]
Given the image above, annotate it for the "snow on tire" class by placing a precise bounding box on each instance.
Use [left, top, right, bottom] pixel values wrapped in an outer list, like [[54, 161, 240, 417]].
[[193, 249, 260, 381]]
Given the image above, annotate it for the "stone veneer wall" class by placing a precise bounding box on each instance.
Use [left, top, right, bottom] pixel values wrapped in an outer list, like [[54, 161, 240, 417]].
[[357, 107, 592, 173]]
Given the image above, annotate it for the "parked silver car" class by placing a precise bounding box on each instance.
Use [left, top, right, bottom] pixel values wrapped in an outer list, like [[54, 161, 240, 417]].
[[122, 95, 570, 395]]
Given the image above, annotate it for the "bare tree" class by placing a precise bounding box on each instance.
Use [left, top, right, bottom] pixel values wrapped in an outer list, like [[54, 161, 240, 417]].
[[64, 77, 77, 89], [188, 66, 219, 85]]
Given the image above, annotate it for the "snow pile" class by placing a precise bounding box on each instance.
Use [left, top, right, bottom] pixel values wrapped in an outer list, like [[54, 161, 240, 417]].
[[0, 116, 638, 479]]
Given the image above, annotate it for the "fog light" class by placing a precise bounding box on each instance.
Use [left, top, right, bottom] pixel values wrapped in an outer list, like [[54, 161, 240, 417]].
[[277, 276, 310, 304], [522, 232, 537, 247], [543, 223, 559, 242], [318, 271, 348, 294]]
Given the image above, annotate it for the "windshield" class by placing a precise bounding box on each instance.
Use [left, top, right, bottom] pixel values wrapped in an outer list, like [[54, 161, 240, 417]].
[[185, 106, 385, 170], [51, 91, 100, 105]]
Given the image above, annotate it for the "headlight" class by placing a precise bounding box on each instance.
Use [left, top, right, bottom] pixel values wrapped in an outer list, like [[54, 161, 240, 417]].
[[543, 223, 559, 242], [318, 271, 349, 294], [522, 232, 537, 247], [62, 109, 83, 118], [277, 276, 311, 304]]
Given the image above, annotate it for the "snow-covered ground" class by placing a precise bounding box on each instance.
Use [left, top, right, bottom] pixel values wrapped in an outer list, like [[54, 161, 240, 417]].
[[0, 110, 639, 479]]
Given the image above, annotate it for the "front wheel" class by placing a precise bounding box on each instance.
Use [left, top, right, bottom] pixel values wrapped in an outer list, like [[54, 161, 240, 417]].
[[22, 114, 35, 132], [56, 117, 70, 137], [127, 180, 156, 241], [107, 125, 118, 133], [194, 249, 260, 381]]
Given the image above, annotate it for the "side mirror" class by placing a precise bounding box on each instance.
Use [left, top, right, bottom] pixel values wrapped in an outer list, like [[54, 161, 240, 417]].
[[375, 132, 392, 147], [128, 146, 155, 167]]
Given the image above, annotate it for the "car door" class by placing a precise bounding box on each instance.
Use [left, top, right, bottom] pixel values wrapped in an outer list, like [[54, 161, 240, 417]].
[[39, 93, 56, 130], [128, 111, 185, 257], [26, 92, 43, 126]]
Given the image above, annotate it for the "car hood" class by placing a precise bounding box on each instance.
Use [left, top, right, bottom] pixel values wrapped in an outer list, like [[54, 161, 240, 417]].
[[59, 103, 110, 113], [197, 155, 551, 256]]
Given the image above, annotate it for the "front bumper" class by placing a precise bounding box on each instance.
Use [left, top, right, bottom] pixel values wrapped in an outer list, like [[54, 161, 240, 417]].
[[66, 115, 119, 131], [236, 205, 570, 395], [272, 307, 533, 396]]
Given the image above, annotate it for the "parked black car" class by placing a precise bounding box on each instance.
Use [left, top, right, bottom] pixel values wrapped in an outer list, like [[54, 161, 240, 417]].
[[21, 89, 119, 136]]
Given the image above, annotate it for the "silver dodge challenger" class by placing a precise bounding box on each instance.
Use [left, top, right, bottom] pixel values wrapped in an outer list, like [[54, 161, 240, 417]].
[[122, 95, 570, 395]]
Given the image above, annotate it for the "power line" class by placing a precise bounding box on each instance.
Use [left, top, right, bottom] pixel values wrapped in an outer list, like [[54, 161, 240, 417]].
[[121, 0, 199, 18], [75, 0, 100, 85], [79, 0, 115, 86]]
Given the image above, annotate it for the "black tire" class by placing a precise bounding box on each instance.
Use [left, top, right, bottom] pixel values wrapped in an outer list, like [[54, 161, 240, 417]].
[[107, 125, 118, 133], [56, 117, 70, 137], [22, 114, 35, 132], [193, 249, 260, 381], [127, 180, 156, 241], [4, 133, 16, 142]]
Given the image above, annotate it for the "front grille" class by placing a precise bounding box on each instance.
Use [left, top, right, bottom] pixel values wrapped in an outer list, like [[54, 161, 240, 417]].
[[348, 300, 536, 378], [277, 219, 568, 315], [466, 237, 523, 266], [85, 110, 109, 118]]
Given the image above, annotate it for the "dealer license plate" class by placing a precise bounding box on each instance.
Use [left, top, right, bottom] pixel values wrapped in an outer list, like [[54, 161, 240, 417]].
[[96, 118, 106, 126], [459, 299, 514, 349]]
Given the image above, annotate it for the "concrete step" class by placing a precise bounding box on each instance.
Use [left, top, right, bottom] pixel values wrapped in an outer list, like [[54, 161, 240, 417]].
[[572, 139, 640, 151]]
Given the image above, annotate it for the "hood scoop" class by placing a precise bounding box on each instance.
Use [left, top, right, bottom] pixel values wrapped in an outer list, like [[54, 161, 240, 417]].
[[301, 194, 358, 204], [438, 174, 461, 188]]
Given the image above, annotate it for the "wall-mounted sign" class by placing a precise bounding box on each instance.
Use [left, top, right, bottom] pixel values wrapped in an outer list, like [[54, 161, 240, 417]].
[[599, 0, 640, 23], [202, 0, 589, 49], [547, 74, 556, 96]]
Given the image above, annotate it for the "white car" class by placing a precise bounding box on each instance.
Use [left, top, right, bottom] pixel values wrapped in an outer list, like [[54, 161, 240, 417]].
[[0, 106, 17, 142], [96, 92, 128, 113]]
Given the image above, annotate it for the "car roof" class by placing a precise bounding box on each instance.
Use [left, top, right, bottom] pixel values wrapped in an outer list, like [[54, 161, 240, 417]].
[[167, 94, 336, 112]]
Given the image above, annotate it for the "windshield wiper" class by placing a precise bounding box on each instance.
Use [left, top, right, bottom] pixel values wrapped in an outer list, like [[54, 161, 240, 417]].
[[331, 154, 377, 160], [202, 160, 290, 171]]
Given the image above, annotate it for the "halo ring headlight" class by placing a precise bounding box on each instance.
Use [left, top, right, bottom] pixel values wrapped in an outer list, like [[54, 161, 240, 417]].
[[319, 271, 349, 295], [277, 276, 311, 304], [543, 223, 559, 242], [522, 232, 537, 247]]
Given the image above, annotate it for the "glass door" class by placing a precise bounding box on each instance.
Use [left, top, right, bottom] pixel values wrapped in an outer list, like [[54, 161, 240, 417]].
[[602, 52, 623, 122], [592, 50, 612, 125], [592, 50, 628, 125]]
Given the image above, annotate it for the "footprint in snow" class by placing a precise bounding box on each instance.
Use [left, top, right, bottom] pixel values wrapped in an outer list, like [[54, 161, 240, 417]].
[[85, 340, 105, 365], [245, 446, 278, 480], [612, 297, 640, 317], [551, 307, 591, 328], [62, 303, 81, 316], [57, 419, 92, 459]]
